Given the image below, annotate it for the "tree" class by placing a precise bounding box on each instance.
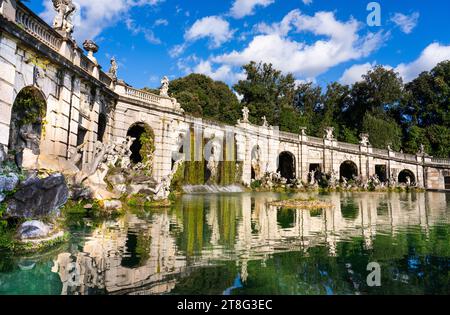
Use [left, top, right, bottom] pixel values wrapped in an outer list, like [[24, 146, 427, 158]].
[[362, 113, 402, 151], [293, 82, 322, 136], [400, 60, 450, 157], [151, 74, 241, 125], [349, 66, 403, 128], [233, 62, 297, 127]]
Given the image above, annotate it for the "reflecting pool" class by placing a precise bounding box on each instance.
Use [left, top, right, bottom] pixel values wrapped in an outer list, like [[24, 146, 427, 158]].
[[0, 192, 449, 295]]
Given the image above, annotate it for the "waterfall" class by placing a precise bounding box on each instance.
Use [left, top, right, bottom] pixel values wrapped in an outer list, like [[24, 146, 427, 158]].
[[182, 184, 244, 194]]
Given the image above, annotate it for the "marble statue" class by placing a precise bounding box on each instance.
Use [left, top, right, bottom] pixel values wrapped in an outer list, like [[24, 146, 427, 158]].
[[251, 145, 263, 180], [108, 57, 118, 81], [207, 141, 221, 182], [360, 133, 370, 146], [160, 76, 169, 97], [52, 0, 76, 35], [309, 170, 316, 186], [262, 116, 269, 128], [406, 176, 411, 187], [241, 106, 250, 123], [419, 144, 425, 155], [329, 170, 338, 188], [68, 142, 86, 168], [324, 127, 334, 140], [300, 127, 307, 137]]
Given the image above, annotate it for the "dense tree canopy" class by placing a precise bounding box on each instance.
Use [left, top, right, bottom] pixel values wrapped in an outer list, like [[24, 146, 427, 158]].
[[158, 73, 242, 125], [143, 60, 450, 158]]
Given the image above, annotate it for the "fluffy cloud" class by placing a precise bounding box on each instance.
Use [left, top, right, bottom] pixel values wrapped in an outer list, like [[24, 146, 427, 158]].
[[154, 19, 169, 27], [391, 12, 420, 34], [302, 0, 313, 5], [339, 43, 450, 85], [125, 18, 161, 44], [193, 60, 246, 83], [185, 16, 235, 48], [40, 0, 164, 43], [339, 62, 376, 85], [230, 0, 275, 19], [211, 10, 387, 79], [395, 43, 450, 82]]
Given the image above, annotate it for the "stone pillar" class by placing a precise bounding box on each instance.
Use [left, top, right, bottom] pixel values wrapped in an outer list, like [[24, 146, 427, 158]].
[[323, 127, 335, 174], [300, 128, 308, 183], [242, 134, 252, 185], [359, 144, 370, 179], [235, 133, 247, 184], [0, 33, 17, 147]]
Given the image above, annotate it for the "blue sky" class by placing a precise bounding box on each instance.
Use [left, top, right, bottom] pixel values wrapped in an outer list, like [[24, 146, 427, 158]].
[[28, 0, 450, 90]]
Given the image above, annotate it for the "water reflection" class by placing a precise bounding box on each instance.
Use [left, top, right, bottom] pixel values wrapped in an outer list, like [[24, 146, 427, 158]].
[[2, 192, 449, 295]]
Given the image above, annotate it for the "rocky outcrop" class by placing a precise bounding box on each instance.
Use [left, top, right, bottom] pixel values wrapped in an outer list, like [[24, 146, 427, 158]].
[[17, 220, 51, 240], [0, 173, 19, 202], [6, 173, 69, 218]]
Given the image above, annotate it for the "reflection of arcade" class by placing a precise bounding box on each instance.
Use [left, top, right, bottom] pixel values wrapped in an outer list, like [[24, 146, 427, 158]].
[[52, 192, 447, 295]]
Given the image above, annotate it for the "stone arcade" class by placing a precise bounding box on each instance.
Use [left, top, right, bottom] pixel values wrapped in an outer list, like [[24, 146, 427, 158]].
[[1, 0, 450, 193]]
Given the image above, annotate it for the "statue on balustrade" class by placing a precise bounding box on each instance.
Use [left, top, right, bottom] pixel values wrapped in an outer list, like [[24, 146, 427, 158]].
[[108, 57, 118, 81], [160, 76, 170, 97], [52, 0, 76, 36]]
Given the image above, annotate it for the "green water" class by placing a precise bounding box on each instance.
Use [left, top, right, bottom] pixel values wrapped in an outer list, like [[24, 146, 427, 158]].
[[0, 192, 449, 295]]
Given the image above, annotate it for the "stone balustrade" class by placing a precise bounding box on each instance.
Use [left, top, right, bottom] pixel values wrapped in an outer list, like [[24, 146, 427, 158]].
[[124, 86, 165, 106], [430, 158, 450, 165], [337, 141, 360, 152], [15, 4, 62, 52]]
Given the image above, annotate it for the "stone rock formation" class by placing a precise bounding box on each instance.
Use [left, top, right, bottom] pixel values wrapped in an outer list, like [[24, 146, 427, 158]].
[[17, 220, 52, 240], [7, 173, 69, 218]]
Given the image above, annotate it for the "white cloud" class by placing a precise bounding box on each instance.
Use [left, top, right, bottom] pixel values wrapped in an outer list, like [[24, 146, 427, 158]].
[[169, 43, 188, 58], [40, 0, 164, 43], [193, 60, 246, 83], [211, 10, 387, 79], [339, 43, 450, 85], [302, 0, 313, 5], [395, 43, 450, 82], [154, 19, 169, 27], [125, 18, 161, 44], [339, 62, 376, 85], [230, 0, 274, 19], [185, 16, 234, 48], [391, 12, 420, 34]]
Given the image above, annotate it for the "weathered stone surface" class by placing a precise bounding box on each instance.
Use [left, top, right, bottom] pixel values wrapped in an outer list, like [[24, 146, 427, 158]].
[[0, 173, 19, 192], [17, 220, 51, 240], [102, 200, 122, 212], [131, 175, 157, 186], [7, 173, 69, 218], [107, 174, 127, 185], [69, 185, 92, 200]]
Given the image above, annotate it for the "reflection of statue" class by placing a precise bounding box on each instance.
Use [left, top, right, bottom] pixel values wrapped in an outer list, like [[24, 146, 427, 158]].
[[108, 57, 118, 81], [160, 76, 169, 96], [52, 0, 76, 35]]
